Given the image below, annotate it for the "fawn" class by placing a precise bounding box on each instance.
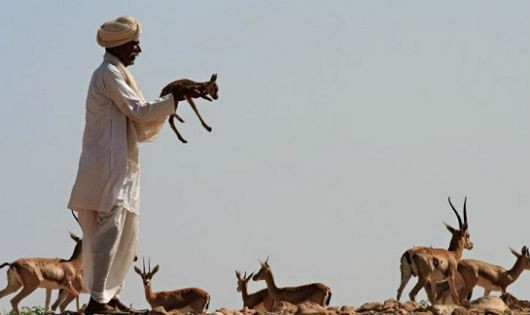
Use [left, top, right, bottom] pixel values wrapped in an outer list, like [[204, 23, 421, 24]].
[[160, 73, 219, 143]]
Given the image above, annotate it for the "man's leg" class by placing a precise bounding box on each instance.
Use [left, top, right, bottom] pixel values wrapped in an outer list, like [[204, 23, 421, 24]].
[[106, 209, 138, 311], [77, 209, 116, 314], [77, 207, 138, 313]]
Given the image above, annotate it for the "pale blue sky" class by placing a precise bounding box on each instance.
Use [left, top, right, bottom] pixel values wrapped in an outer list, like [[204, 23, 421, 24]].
[[1, 1, 530, 312]]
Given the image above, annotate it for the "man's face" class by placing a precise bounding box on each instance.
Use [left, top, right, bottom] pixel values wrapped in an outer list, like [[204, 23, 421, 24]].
[[113, 39, 142, 66]]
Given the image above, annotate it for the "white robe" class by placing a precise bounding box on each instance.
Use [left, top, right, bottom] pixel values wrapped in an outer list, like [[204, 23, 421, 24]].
[[68, 52, 174, 303], [68, 52, 174, 214], [77, 207, 138, 303]]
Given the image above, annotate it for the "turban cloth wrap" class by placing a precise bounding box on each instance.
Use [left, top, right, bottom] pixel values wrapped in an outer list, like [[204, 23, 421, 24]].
[[97, 16, 142, 48]]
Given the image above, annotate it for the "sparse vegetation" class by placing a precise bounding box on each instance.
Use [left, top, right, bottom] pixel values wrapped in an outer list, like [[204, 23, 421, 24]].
[[419, 299, 430, 308], [1, 306, 45, 315]]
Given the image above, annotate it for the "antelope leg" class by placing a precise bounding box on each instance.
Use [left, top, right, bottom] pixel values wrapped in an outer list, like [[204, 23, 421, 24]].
[[168, 115, 188, 143], [185, 96, 212, 132]]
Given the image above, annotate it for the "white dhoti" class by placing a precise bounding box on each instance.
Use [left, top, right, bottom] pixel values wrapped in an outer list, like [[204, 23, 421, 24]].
[[77, 206, 138, 303]]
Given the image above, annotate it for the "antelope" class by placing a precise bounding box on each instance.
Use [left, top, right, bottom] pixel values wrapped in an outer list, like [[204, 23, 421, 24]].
[[252, 258, 331, 310], [160, 73, 219, 143], [0, 232, 83, 314], [396, 196, 473, 304], [134, 258, 210, 313], [235, 270, 273, 312], [435, 245, 530, 304]]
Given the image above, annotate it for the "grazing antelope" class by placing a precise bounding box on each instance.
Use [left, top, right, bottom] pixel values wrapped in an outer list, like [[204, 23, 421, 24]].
[[396, 196, 473, 304], [236, 270, 273, 312], [0, 232, 82, 315], [435, 245, 530, 304], [252, 258, 331, 310], [134, 258, 210, 313], [160, 73, 219, 143]]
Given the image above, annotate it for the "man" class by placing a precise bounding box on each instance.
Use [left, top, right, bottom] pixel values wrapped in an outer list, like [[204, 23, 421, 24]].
[[68, 16, 196, 314]]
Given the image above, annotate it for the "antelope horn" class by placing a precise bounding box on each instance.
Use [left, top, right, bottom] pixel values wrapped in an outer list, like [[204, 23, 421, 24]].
[[142, 257, 146, 274], [149, 257, 151, 273], [463, 196, 468, 226], [448, 196, 463, 228]]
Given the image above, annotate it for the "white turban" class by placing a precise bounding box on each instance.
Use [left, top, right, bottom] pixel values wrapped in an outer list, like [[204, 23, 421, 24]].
[[97, 16, 142, 48]]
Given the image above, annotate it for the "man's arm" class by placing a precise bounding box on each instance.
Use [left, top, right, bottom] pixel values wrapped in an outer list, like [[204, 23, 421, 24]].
[[103, 66, 175, 122]]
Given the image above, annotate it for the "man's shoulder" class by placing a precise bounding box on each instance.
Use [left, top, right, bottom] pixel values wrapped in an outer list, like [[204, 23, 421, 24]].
[[95, 60, 120, 74], [92, 61, 121, 81]]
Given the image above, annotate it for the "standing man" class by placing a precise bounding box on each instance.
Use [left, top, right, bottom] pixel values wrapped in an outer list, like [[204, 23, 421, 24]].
[[68, 16, 195, 314]]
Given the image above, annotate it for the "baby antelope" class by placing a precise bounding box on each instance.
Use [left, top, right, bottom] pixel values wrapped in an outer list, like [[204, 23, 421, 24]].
[[160, 73, 219, 143]]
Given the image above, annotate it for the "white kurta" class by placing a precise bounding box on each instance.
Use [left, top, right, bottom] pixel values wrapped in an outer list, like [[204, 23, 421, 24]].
[[68, 53, 174, 214]]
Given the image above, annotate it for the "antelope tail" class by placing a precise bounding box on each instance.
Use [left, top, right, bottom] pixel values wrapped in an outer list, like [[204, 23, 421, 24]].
[[402, 251, 416, 276], [205, 296, 210, 311], [325, 291, 332, 306]]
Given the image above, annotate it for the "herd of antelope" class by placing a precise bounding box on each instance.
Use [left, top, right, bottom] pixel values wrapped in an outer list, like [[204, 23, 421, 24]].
[[397, 197, 530, 305], [0, 197, 528, 314]]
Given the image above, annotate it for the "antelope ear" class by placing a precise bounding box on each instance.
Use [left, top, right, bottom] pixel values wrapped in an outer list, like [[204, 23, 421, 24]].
[[210, 73, 217, 82], [522, 245, 529, 256], [247, 272, 255, 280], [133, 266, 142, 275], [235, 270, 241, 278], [69, 231, 81, 242], [509, 247, 520, 258], [444, 222, 456, 233], [152, 265, 160, 275]]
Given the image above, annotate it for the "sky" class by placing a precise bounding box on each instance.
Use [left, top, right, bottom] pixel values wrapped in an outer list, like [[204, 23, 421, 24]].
[[0, 1, 530, 312]]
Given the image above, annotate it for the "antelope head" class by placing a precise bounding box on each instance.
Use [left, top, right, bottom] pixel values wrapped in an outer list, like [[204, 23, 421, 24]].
[[445, 196, 473, 251], [236, 271, 254, 292], [200, 73, 218, 101], [252, 258, 270, 281], [509, 245, 530, 269], [134, 257, 159, 287], [63, 231, 82, 263]]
